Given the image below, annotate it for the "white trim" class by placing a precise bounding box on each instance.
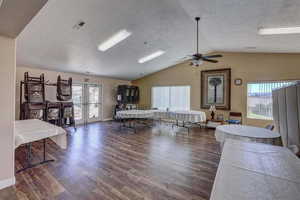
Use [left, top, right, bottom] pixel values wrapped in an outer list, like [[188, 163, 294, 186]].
[[0, 177, 15, 190]]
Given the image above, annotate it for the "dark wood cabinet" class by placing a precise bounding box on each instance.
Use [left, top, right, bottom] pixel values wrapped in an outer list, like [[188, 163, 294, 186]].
[[117, 85, 139, 104]]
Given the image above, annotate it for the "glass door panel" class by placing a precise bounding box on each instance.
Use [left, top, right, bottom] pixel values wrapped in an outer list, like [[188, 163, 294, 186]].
[[72, 84, 84, 124], [72, 83, 102, 125], [87, 85, 102, 123], [89, 104, 99, 119]]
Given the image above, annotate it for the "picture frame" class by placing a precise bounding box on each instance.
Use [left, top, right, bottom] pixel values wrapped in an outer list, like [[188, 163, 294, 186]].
[[201, 68, 231, 110]]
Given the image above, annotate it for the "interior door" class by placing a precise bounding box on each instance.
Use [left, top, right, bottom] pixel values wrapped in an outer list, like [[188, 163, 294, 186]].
[[87, 84, 102, 123], [72, 83, 102, 125]]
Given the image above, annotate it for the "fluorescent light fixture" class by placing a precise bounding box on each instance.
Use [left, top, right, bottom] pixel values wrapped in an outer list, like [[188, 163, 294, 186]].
[[138, 50, 165, 63], [258, 27, 300, 35], [98, 29, 131, 51]]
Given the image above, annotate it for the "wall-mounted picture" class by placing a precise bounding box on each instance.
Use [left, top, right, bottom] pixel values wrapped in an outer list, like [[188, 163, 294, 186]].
[[201, 68, 231, 110]]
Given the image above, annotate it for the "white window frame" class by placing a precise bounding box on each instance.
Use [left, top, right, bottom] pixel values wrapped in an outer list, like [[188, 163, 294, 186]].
[[247, 80, 297, 120], [151, 85, 191, 111]]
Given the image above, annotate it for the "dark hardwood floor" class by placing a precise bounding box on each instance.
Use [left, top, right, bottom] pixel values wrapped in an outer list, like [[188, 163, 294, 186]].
[[1, 121, 221, 200]]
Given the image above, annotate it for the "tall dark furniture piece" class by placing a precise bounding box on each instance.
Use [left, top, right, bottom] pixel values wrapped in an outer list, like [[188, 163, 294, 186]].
[[114, 85, 140, 120], [117, 85, 139, 104]]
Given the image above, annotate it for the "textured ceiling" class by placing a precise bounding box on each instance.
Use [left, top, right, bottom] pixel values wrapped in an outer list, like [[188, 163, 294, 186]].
[[17, 0, 300, 80], [0, 0, 47, 38]]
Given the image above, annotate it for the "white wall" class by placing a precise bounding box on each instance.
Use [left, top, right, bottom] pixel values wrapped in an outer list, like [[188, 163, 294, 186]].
[[0, 35, 16, 189], [16, 66, 131, 121]]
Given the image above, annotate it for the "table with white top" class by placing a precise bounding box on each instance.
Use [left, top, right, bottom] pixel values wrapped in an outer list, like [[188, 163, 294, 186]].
[[210, 139, 300, 200], [115, 109, 156, 119], [116, 110, 156, 133], [168, 110, 206, 123], [215, 125, 281, 149], [15, 119, 67, 173], [169, 110, 206, 133], [115, 110, 206, 133]]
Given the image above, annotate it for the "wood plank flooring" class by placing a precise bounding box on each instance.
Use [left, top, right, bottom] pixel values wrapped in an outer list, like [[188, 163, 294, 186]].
[[1, 121, 221, 200]]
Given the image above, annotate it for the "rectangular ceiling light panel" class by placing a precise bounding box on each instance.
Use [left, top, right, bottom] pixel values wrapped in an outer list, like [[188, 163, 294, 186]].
[[258, 27, 300, 35], [98, 29, 131, 51], [138, 50, 165, 63]]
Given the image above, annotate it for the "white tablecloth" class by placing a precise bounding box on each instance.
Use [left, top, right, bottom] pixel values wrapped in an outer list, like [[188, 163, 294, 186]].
[[210, 139, 300, 200], [15, 119, 67, 149], [215, 125, 280, 149], [116, 110, 206, 123], [116, 110, 156, 119], [168, 110, 206, 123], [153, 110, 170, 120]]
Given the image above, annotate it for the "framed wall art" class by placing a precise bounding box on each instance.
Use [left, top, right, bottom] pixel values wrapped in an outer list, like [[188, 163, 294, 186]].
[[201, 68, 231, 110]]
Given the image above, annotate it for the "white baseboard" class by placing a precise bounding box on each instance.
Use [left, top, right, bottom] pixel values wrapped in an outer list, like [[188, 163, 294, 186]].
[[103, 118, 113, 121], [0, 177, 15, 190]]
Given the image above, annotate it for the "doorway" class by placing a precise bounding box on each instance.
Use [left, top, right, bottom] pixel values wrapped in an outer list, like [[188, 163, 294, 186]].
[[72, 83, 102, 125]]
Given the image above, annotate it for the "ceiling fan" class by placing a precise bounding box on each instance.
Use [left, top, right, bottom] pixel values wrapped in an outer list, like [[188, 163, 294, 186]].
[[185, 17, 222, 67]]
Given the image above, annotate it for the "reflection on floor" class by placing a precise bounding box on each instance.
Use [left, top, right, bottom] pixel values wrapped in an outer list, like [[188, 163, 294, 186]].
[[2, 121, 221, 200]]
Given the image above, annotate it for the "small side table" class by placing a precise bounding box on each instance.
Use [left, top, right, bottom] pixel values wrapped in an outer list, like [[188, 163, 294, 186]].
[[206, 119, 227, 129]]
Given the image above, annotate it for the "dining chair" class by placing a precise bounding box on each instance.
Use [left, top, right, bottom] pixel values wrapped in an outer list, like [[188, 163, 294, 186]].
[[227, 112, 242, 124]]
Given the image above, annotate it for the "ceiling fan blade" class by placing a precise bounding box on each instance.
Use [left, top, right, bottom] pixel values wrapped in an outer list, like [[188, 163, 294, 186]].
[[185, 55, 194, 59], [173, 56, 193, 65], [203, 58, 218, 63], [180, 56, 193, 62], [203, 54, 223, 59]]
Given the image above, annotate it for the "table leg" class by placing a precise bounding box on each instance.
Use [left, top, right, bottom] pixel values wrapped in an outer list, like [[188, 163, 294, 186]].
[[27, 143, 32, 168], [16, 139, 55, 173]]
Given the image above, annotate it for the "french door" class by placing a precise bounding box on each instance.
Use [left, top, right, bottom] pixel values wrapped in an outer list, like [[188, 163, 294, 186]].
[[72, 83, 102, 125]]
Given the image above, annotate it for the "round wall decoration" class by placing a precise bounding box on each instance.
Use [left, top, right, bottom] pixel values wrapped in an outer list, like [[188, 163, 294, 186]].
[[234, 78, 242, 86]]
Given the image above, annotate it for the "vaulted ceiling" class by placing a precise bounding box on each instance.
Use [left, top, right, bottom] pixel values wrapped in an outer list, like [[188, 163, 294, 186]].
[[0, 0, 48, 38], [17, 0, 300, 80]]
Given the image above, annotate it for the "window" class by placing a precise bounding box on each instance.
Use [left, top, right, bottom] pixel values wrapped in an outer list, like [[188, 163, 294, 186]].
[[152, 86, 190, 111], [247, 81, 296, 120]]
